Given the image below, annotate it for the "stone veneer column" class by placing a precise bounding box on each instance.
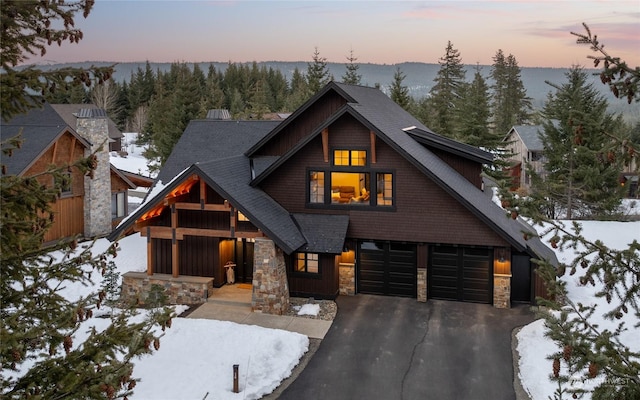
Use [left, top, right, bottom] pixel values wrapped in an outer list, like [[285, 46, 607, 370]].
[[251, 238, 289, 315], [493, 274, 512, 309], [338, 263, 355, 295], [417, 267, 427, 302], [76, 115, 111, 238]]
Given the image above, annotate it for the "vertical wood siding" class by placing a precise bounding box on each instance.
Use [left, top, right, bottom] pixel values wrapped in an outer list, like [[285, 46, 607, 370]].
[[287, 254, 339, 299]]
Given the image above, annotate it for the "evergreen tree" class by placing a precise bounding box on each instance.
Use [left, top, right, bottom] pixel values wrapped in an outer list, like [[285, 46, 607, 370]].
[[457, 65, 491, 146], [306, 47, 332, 94], [342, 48, 362, 85], [389, 67, 412, 111], [426, 41, 466, 138], [490, 50, 531, 135], [247, 78, 271, 119], [1, 2, 171, 398], [266, 68, 289, 112], [528, 66, 624, 219], [285, 67, 310, 110], [510, 28, 639, 398]]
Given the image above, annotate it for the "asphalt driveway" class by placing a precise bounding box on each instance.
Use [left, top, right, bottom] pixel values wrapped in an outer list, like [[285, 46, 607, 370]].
[[279, 295, 535, 400]]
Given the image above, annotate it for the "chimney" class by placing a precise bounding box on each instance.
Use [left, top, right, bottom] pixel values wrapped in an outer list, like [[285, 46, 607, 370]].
[[76, 108, 112, 238]]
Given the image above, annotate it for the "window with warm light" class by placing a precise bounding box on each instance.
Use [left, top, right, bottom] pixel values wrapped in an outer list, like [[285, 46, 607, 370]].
[[309, 171, 325, 203], [334, 149, 366, 166], [295, 252, 319, 274], [376, 173, 393, 206], [238, 211, 250, 221]]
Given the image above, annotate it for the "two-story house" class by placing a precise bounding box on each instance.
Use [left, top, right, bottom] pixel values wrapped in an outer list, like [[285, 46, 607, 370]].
[[1, 102, 136, 243], [109, 82, 557, 310]]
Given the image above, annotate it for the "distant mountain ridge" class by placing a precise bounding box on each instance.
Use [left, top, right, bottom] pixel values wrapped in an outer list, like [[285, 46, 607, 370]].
[[28, 61, 639, 120]]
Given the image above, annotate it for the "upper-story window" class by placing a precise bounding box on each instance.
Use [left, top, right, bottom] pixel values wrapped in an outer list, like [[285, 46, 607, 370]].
[[309, 171, 325, 204], [376, 173, 394, 206], [334, 150, 366, 166]]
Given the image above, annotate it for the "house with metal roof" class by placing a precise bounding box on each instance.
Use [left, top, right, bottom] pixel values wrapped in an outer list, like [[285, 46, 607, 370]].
[[1, 102, 136, 243], [109, 82, 557, 312]]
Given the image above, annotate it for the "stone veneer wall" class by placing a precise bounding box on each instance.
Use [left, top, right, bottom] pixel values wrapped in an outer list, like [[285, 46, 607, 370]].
[[251, 238, 289, 315], [121, 272, 213, 305], [417, 267, 427, 302], [338, 263, 355, 295], [493, 274, 511, 309], [77, 117, 111, 238]]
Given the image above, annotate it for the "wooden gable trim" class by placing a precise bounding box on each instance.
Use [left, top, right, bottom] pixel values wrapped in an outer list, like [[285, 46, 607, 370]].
[[322, 128, 329, 163], [370, 131, 377, 164], [18, 128, 90, 177]]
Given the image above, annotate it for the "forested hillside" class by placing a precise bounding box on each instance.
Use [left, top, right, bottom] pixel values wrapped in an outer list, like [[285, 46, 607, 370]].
[[29, 60, 639, 119]]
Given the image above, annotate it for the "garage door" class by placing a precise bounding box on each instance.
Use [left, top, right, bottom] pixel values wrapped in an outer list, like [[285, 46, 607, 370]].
[[428, 245, 492, 303], [358, 241, 416, 298]]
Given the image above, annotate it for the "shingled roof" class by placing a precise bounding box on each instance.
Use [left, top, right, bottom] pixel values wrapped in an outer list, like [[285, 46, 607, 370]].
[[50, 103, 123, 143], [249, 82, 556, 263], [1, 102, 90, 176]]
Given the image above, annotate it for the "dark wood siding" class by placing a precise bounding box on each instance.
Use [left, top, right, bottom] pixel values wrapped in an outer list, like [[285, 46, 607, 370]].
[[153, 238, 172, 274], [179, 236, 217, 277], [255, 91, 347, 156], [429, 147, 484, 189], [288, 254, 339, 299], [179, 209, 230, 230], [261, 114, 510, 248]]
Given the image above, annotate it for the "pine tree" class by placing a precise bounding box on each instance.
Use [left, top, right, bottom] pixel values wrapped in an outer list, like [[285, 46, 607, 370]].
[[307, 47, 332, 95], [490, 50, 531, 135], [1, 2, 172, 398], [528, 66, 625, 219], [426, 41, 466, 138], [285, 67, 310, 111], [457, 65, 491, 146], [342, 48, 362, 85], [510, 25, 640, 400], [389, 67, 412, 111]]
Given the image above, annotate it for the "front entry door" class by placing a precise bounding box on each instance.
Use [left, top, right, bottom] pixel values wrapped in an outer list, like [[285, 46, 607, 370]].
[[234, 239, 254, 283]]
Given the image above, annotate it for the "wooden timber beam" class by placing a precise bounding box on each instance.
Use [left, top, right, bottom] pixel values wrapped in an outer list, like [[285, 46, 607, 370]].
[[51, 140, 58, 163], [146, 227, 153, 276], [322, 128, 329, 163], [175, 202, 229, 211], [142, 226, 264, 240], [200, 179, 206, 209], [69, 137, 76, 163], [370, 131, 377, 164], [171, 204, 179, 278]]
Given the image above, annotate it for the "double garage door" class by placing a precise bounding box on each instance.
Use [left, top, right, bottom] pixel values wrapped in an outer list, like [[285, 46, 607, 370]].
[[358, 241, 417, 298], [358, 241, 492, 304], [428, 245, 492, 303]]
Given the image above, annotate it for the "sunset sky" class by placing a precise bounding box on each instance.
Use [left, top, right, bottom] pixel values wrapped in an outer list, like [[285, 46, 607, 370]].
[[36, 0, 640, 68]]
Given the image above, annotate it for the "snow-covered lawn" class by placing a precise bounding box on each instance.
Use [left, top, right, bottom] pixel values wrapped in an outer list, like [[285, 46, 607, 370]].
[[517, 220, 640, 399], [3, 234, 309, 400]]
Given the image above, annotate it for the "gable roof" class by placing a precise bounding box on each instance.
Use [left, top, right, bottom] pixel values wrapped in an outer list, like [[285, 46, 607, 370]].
[[108, 158, 306, 254], [403, 127, 493, 164], [508, 125, 544, 152], [292, 213, 350, 254], [50, 103, 123, 142], [249, 82, 556, 262], [1, 102, 91, 176], [156, 120, 280, 185], [110, 165, 137, 189]]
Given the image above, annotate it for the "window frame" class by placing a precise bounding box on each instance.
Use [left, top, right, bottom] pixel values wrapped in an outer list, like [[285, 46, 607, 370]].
[[375, 172, 395, 207], [292, 252, 321, 277], [111, 191, 127, 220], [332, 148, 368, 167]]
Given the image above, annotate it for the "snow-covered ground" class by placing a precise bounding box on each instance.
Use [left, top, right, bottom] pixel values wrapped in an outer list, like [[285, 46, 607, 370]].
[[517, 220, 640, 399], [2, 234, 312, 400], [7, 141, 635, 399], [110, 132, 155, 179]]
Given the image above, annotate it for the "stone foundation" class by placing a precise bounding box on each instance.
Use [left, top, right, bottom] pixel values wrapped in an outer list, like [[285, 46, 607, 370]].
[[251, 238, 289, 315], [339, 262, 355, 295], [121, 272, 213, 305], [493, 274, 512, 309], [417, 267, 427, 302]]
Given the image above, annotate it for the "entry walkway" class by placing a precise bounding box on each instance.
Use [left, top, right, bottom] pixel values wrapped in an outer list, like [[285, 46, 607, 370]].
[[185, 284, 333, 339]]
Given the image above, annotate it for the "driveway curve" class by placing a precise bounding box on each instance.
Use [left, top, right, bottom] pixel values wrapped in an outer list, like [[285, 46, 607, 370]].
[[279, 295, 534, 400]]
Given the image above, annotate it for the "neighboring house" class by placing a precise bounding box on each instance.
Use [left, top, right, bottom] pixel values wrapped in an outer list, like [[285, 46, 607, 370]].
[[51, 103, 123, 152], [504, 125, 546, 191], [1, 102, 136, 244], [506, 124, 639, 198], [110, 82, 557, 311]]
